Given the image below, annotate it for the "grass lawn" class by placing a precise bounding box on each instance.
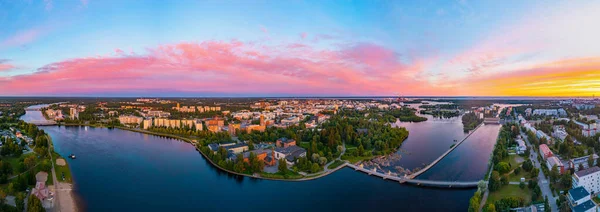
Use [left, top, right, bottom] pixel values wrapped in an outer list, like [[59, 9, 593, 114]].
[[0, 152, 37, 175], [508, 170, 531, 182], [260, 170, 303, 179], [487, 184, 532, 205], [502, 155, 523, 169], [341, 155, 374, 164], [52, 152, 73, 183], [327, 160, 345, 169]]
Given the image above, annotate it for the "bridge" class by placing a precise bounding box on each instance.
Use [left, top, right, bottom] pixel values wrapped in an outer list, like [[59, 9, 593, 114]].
[[405, 122, 485, 179], [346, 163, 479, 188], [25, 108, 41, 111], [484, 117, 501, 124]]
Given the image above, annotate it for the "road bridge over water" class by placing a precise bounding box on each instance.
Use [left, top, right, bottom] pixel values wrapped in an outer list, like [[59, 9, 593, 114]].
[[345, 163, 479, 188]]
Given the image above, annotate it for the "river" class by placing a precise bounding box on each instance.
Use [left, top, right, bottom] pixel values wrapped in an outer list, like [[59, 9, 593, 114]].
[[20, 103, 501, 211]]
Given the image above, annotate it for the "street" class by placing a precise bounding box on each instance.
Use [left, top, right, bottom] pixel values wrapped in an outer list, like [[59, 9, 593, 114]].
[[522, 132, 558, 212]]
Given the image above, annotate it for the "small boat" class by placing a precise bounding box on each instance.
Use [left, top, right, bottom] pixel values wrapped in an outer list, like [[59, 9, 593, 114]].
[[69, 154, 76, 159]]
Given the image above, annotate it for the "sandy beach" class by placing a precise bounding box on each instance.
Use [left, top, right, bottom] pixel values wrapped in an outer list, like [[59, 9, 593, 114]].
[[53, 182, 77, 212]]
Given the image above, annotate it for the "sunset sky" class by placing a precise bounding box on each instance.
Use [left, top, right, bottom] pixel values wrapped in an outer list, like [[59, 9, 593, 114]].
[[0, 0, 599, 97]]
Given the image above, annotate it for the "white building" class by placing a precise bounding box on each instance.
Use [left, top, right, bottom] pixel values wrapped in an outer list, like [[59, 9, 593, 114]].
[[572, 166, 600, 195], [142, 119, 152, 130], [69, 107, 79, 119], [568, 186, 597, 212], [569, 154, 599, 172], [118, 115, 143, 125]]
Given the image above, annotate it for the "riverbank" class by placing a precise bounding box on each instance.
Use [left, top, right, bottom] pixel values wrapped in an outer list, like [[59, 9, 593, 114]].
[[116, 126, 351, 182], [46, 134, 78, 212]]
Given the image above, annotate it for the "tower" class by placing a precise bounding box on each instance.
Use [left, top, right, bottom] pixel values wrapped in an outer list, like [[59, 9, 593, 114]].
[[260, 114, 265, 126], [176, 103, 180, 109]]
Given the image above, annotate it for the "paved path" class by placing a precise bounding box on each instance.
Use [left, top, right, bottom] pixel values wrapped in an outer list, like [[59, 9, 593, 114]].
[[47, 136, 61, 211], [521, 132, 558, 212]]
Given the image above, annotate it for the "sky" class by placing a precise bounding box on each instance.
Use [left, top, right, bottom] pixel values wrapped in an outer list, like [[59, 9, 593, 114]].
[[0, 0, 599, 97]]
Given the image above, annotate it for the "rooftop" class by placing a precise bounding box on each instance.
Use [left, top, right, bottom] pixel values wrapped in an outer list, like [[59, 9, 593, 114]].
[[575, 166, 600, 178], [572, 200, 595, 212], [569, 186, 590, 202]]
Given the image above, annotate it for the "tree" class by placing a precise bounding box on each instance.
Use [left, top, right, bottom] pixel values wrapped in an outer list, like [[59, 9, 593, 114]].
[[310, 163, 320, 173], [588, 155, 595, 168], [489, 171, 501, 191], [579, 163, 585, 171], [484, 203, 496, 212], [550, 165, 559, 183], [519, 181, 525, 189], [0, 190, 5, 205], [278, 158, 288, 173], [27, 194, 45, 212], [496, 162, 510, 174], [468, 191, 481, 212], [16, 192, 25, 211], [544, 196, 550, 212]]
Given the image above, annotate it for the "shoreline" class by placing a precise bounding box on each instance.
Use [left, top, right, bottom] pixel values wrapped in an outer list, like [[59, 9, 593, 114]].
[[115, 126, 350, 182], [44, 134, 79, 212]]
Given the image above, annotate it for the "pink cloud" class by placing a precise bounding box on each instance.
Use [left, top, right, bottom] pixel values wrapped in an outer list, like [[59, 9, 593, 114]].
[[0, 28, 42, 48], [300, 32, 307, 40], [0, 40, 442, 96]]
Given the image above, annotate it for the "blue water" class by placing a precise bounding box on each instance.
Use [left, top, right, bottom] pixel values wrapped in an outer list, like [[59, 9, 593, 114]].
[[41, 126, 475, 212], [417, 124, 502, 181]]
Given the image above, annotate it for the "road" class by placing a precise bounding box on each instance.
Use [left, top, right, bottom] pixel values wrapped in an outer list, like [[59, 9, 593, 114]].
[[48, 139, 61, 211], [521, 132, 558, 212]]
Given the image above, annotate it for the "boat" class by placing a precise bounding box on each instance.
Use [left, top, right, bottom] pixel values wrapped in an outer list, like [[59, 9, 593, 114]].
[[69, 154, 76, 159]]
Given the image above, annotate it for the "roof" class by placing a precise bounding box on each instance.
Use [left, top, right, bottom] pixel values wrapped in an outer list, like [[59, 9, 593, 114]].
[[569, 186, 590, 202], [224, 143, 248, 150], [208, 143, 219, 150], [547, 156, 563, 167], [277, 137, 295, 143], [575, 166, 600, 178], [573, 200, 595, 212], [275, 145, 306, 155]]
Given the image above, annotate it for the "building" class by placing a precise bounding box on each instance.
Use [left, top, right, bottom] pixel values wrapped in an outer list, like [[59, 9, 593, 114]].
[[228, 123, 240, 135], [574, 121, 599, 137], [274, 146, 307, 165], [568, 186, 597, 212], [552, 125, 568, 141], [546, 156, 565, 174], [142, 119, 152, 129], [573, 166, 600, 194], [574, 104, 596, 110], [241, 149, 276, 166], [569, 154, 600, 172], [276, 138, 296, 148], [194, 120, 203, 131], [539, 144, 553, 160], [532, 109, 567, 117], [244, 124, 265, 133], [69, 107, 78, 119], [118, 115, 143, 125], [224, 143, 249, 154], [536, 130, 553, 144]]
